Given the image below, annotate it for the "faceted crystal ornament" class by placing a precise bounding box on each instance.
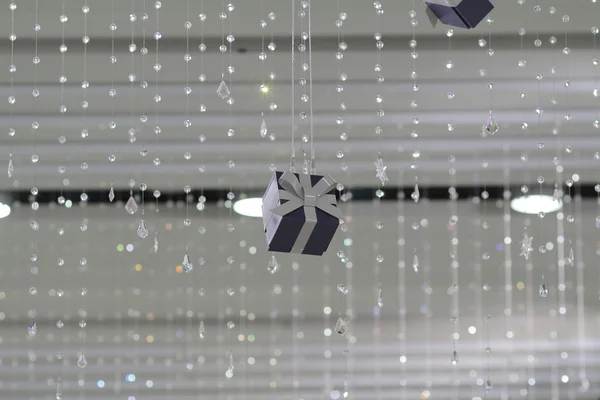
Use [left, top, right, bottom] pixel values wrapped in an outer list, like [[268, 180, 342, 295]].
[[260, 114, 268, 138], [377, 288, 383, 308], [198, 320, 206, 339], [451, 350, 459, 365], [56, 380, 63, 400], [125, 196, 138, 214], [182, 251, 193, 272], [153, 233, 159, 253], [567, 247, 575, 267], [335, 316, 349, 336], [485, 115, 499, 135], [227, 351, 235, 373], [28, 320, 37, 336], [137, 219, 149, 239], [337, 284, 348, 295], [217, 80, 230, 99], [108, 185, 115, 202], [77, 351, 87, 368], [520, 232, 533, 260], [267, 255, 278, 274], [411, 183, 420, 203], [485, 380, 492, 392], [374, 155, 389, 186], [412, 253, 420, 273], [7, 158, 13, 178], [539, 279, 548, 298]]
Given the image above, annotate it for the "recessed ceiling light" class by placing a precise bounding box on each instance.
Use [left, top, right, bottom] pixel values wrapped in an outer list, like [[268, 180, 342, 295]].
[[510, 194, 562, 215], [0, 203, 10, 219], [233, 198, 262, 218]]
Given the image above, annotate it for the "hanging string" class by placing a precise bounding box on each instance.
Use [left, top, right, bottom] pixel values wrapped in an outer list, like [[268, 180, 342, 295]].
[[290, 0, 296, 171], [307, 0, 315, 173]]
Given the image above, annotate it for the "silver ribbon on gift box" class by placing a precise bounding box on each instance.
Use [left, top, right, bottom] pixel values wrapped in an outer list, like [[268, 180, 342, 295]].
[[270, 171, 343, 253]]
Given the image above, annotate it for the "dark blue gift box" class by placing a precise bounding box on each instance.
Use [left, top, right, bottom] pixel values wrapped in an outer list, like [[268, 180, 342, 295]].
[[425, 0, 494, 29], [262, 171, 342, 256]]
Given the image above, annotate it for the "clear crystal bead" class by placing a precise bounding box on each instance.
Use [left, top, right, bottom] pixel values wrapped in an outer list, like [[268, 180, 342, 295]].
[[77, 351, 87, 368], [335, 316, 349, 336], [267, 255, 278, 274], [137, 219, 148, 239], [260, 115, 268, 138], [337, 284, 348, 295], [217, 80, 230, 99], [451, 350, 459, 365], [486, 115, 499, 134], [377, 288, 383, 308], [108, 186, 115, 202], [7, 158, 13, 178], [412, 253, 419, 272], [198, 320, 205, 339], [182, 251, 193, 272], [153, 233, 159, 253], [411, 183, 420, 203], [125, 196, 138, 214], [28, 320, 37, 336]]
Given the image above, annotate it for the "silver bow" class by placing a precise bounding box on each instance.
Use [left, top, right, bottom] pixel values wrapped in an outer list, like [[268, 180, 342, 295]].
[[270, 171, 343, 253]]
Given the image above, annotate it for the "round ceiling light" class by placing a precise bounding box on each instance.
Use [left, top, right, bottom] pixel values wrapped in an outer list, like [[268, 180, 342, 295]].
[[233, 198, 263, 218], [0, 203, 10, 219], [510, 194, 562, 215]]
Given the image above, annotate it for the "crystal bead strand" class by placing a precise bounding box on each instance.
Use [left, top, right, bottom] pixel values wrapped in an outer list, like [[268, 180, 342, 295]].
[[7, 1, 16, 179], [408, 3, 420, 203], [198, 0, 207, 120], [574, 179, 589, 391], [373, 5, 384, 399], [153, 1, 162, 168], [394, 169, 407, 394], [501, 147, 513, 397], [335, 5, 347, 175], [306, 0, 315, 174], [183, 0, 192, 163], [372, 15, 388, 188], [258, 0, 268, 139], [298, 3, 310, 174], [422, 200, 433, 396], [139, 0, 149, 159], [266, 2, 277, 141]]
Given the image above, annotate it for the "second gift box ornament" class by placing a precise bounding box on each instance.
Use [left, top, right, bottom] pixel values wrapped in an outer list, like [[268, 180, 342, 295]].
[[424, 0, 494, 29], [262, 171, 343, 256]]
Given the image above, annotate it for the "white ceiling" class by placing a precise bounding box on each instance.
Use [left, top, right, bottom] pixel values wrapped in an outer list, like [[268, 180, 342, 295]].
[[0, 0, 600, 399]]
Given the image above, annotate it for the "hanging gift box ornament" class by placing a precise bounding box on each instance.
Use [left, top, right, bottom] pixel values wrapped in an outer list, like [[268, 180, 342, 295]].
[[262, 171, 343, 256], [424, 0, 494, 29]]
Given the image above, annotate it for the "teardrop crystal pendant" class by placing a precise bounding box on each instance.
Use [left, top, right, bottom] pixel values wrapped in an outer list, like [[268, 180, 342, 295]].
[[411, 183, 420, 202], [7, 157, 13, 178], [484, 379, 492, 392], [225, 350, 234, 377], [217, 80, 230, 99], [260, 112, 267, 138], [412, 253, 420, 273], [539, 276, 548, 297], [377, 288, 383, 308], [137, 219, 149, 239], [125, 195, 138, 214], [198, 320, 206, 339], [182, 248, 193, 272], [451, 350, 459, 365], [485, 114, 499, 135], [567, 247, 575, 267], [77, 351, 88, 368], [108, 184, 115, 202], [337, 284, 348, 295], [335, 316, 349, 336], [267, 254, 278, 274], [56, 380, 63, 400], [28, 320, 37, 336], [153, 233, 159, 253]]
